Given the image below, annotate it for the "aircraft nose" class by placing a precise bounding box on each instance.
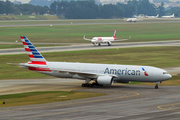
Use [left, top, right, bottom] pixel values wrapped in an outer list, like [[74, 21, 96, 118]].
[[166, 74, 172, 80], [92, 40, 95, 42]]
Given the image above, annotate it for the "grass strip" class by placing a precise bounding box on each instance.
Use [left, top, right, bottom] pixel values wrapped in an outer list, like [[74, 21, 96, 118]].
[[0, 44, 66, 49], [0, 91, 104, 107], [0, 22, 180, 44]]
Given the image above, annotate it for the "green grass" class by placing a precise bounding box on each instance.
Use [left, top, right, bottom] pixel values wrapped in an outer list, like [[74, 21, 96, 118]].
[[0, 19, 124, 25], [0, 15, 58, 20], [0, 44, 66, 49], [0, 21, 180, 44], [0, 91, 104, 107], [1, 46, 180, 79]]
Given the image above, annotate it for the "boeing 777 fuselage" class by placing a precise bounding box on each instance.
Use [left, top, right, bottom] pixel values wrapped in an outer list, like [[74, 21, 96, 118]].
[[16, 36, 171, 89]]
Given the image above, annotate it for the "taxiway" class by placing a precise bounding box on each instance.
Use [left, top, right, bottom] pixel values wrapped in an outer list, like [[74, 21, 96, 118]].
[[1, 40, 180, 55], [0, 79, 180, 120]]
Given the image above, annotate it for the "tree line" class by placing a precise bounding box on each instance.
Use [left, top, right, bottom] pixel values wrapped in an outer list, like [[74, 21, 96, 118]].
[[0, 0, 179, 19]]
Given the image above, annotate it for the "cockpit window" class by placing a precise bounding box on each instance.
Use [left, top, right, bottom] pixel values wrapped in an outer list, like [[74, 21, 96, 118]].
[[163, 72, 168, 74]]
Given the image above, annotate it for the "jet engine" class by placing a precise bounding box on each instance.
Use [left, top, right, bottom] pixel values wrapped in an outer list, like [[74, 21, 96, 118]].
[[97, 76, 113, 85], [108, 42, 111, 46]]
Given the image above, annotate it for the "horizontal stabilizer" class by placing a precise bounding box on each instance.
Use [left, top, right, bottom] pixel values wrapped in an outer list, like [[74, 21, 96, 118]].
[[115, 36, 131, 41]]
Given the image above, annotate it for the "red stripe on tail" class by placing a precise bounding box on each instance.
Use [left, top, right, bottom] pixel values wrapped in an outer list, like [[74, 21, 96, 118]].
[[28, 61, 47, 65], [23, 42, 27, 45], [28, 54, 35, 58], [20, 36, 24, 39], [25, 48, 31, 52]]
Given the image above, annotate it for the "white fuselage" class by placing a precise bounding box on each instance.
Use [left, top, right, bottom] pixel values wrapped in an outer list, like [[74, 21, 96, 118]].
[[146, 14, 159, 19], [91, 37, 115, 43], [21, 62, 172, 83], [127, 18, 138, 22], [162, 14, 175, 18]]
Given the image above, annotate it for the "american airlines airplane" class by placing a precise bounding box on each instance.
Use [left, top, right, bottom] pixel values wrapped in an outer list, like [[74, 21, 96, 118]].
[[162, 13, 175, 18], [14, 36, 172, 89], [83, 29, 130, 46]]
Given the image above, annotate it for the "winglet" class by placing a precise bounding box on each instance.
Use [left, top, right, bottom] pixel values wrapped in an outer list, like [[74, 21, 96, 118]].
[[83, 35, 92, 41], [20, 36, 47, 65]]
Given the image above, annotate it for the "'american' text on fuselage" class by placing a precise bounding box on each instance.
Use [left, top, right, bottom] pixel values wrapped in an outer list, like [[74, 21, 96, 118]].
[[104, 68, 141, 76]]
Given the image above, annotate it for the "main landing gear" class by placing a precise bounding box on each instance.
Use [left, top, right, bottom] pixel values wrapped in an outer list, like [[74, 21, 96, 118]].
[[155, 82, 161, 89], [82, 79, 94, 87], [81, 82, 103, 87], [81, 79, 102, 87], [81, 83, 94, 87]]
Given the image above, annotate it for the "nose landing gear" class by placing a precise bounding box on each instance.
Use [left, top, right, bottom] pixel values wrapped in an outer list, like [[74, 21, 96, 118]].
[[155, 82, 161, 89]]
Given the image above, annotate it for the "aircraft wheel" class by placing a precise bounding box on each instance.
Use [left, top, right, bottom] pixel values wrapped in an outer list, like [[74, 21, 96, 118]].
[[82, 84, 85, 87], [155, 85, 158, 89], [86, 84, 89, 87], [98, 43, 101, 46], [89, 84, 93, 87]]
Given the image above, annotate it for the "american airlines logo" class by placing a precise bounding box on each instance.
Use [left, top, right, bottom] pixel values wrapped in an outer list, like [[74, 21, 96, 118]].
[[142, 68, 149, 76], [104, 68, 141, 76]]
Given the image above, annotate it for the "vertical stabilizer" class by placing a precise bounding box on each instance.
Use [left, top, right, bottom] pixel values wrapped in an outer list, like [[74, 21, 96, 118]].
[[113, 29, 117, 40], [20, 36, 47, 65]]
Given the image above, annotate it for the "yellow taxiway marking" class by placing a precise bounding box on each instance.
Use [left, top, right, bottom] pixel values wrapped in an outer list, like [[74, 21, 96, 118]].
[[157, 103, 180, 112], [157, 89, 180, 112]]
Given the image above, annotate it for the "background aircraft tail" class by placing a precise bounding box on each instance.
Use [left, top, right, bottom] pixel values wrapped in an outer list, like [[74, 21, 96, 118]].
[[113, 29, 117, 40], [20, 36, 47, 65]]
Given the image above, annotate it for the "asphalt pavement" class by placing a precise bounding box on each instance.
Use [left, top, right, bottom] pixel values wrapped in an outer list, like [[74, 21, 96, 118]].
[[1, 40, 180, 55]]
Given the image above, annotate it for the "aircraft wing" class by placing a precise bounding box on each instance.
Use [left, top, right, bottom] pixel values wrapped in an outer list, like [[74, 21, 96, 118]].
[[53, 69, 118, 78], [8, 62, 118, 79], [83, 35, 92, 41], [115, 36, 131, 41]]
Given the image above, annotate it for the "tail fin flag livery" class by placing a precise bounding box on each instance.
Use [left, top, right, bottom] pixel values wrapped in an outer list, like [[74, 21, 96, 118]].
[[20, 36, 47, 65]]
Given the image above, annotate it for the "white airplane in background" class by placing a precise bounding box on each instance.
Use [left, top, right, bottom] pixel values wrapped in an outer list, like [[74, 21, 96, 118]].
[[162, 13, 175, 18], [9, 36, 172, 89], [127, 14, 144, 22], [83, 29, 130, 46], [126, 17, 138, 22], [146, 14, 159, 19]]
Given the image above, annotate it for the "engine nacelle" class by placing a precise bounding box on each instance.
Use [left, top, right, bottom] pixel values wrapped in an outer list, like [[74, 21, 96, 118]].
[[108, 42, 111, 46], [97, 76, 113, 85]]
